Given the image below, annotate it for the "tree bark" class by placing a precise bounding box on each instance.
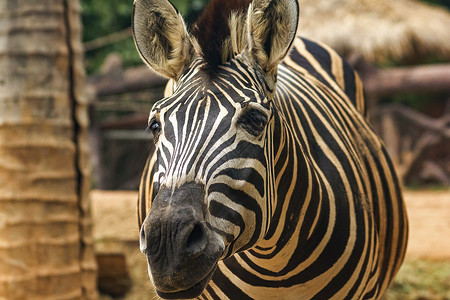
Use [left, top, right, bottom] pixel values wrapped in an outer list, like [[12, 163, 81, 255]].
[[0, 1, 97, 299]]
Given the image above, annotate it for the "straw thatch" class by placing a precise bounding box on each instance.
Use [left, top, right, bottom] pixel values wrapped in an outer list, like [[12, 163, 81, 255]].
[[299, 0, 450, 63]]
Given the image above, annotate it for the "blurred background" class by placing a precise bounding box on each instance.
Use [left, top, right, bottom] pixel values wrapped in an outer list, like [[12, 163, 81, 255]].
[[0, 0, 448, 299], [83, 0, 450, 190]]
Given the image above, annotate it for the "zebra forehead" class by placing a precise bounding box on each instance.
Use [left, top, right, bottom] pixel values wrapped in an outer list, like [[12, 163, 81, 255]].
[[153, 62, 266, 112]]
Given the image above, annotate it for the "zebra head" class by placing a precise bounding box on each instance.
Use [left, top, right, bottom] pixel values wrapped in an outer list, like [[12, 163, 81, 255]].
[[133, 0, 299, 298]]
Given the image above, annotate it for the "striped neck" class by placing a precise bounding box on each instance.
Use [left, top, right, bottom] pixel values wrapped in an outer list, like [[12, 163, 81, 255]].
[[246, 102, 331, 271]]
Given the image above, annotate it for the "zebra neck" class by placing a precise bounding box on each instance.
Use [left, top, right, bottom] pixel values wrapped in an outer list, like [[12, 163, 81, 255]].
[[247, 113, 331, 272]]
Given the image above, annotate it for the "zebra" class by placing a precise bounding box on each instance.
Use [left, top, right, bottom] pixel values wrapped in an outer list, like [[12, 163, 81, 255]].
[[133, 0, 408, 299]]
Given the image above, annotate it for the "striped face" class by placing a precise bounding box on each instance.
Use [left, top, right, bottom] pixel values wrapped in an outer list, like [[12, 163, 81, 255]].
[[149, 57, 273, 255], [133, 0, 300, 297], [138, 56, 279, 298]]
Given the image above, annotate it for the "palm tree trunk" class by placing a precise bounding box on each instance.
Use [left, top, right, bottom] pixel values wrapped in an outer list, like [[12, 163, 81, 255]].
[[0, 1, 97, 299]]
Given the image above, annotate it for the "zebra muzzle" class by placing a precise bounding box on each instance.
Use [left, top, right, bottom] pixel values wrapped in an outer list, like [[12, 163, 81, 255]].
[[139, 183, 224, 299]]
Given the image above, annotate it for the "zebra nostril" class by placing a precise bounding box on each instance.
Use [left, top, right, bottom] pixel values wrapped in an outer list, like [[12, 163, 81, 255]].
[[185, 223, 207, 257], [140, 226, 148, 255]]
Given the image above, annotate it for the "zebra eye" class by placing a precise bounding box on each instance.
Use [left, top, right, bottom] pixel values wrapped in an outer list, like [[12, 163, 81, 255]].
[[147, 119, 161, 139], [238, 108, 268, 136], [150, 121, 160, 132]]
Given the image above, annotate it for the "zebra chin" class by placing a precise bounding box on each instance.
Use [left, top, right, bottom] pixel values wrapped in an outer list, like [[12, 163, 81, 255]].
[[139, 182, 225, 299], [153, 265, 217, 299]]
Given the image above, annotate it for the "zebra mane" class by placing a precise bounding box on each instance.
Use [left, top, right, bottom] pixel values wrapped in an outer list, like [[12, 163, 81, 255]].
[[191, 0, 252, 71]]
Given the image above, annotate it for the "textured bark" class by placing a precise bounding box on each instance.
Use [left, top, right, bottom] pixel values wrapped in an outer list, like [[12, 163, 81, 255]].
[[0, 1, 97, 299]]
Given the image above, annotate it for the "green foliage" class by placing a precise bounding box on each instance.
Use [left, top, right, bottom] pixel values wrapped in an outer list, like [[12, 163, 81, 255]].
[[419, 0, 450, 9], [82, 0, 131, 42], [173, 0, 208, 24], [82, 0, 137, 73], [380, 92, 446, 114], [82, 0, 208, 74]]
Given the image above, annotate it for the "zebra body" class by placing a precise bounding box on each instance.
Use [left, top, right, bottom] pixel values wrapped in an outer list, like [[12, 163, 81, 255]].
[[133, 0, 408, 299]]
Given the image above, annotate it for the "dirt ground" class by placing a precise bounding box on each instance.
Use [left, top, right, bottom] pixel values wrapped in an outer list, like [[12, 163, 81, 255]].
[[401, 189, 449, 260]]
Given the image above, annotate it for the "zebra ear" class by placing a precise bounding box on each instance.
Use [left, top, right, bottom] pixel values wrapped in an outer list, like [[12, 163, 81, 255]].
[[246, 0, 299, 97], [132, 0, 195, 80]]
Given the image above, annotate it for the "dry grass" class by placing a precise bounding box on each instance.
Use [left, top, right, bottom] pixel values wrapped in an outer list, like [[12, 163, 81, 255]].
[[383, 259, 450, 300]]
